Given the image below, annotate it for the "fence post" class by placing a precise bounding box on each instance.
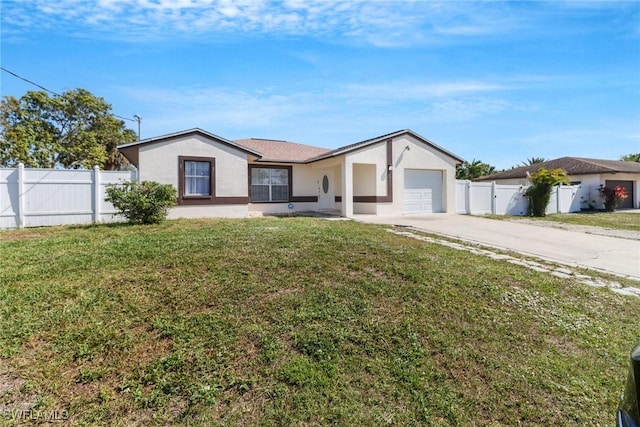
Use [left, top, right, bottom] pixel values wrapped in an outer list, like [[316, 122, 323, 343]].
[[17, 163, 25, 228], [93, 165, 100, 223], [466, 180, 471, 214], [491, 181, 497, 215]]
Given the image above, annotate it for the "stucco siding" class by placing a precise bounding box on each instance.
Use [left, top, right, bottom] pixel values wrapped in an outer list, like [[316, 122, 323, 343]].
[[345, 142, 387, 198], [248, 202, 316, 215], [391, 135, 457, 215], [338, 135, 458, 216], [138, 134, 249, 197], [169, 205, 248, 219], [353, 164, 377, 196], [292, 165, 317, 197]]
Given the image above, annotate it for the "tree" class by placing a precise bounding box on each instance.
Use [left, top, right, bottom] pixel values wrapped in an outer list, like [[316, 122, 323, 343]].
[[0, 89, 137, 169], [520, 157, 546, 166], [456, 159, 496, 180], [525, 167, 570, 217], [620, 153, 640, 162]]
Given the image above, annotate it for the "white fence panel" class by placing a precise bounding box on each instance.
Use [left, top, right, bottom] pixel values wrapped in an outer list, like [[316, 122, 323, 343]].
[[455, 180, 469, 214], [456, 180, 581, 216], [469, 182, 493, 215], [23, 169, 94, 227], [559, 185, 582, 213], [100, 171, 133, 223], [0, 168, 19, 229], [547, 188, 559, 215], [495, 184, 528, 216], [0, 165, 134, 229]]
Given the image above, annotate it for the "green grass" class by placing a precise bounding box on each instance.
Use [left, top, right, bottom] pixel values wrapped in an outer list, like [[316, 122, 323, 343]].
[[492, 212, 640, 232], [0, 218, 637, 426]]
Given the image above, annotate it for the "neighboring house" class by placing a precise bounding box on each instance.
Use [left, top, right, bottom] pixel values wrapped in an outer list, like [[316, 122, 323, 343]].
[[475, 157, 640, 210], [117, 128, 464, 219]]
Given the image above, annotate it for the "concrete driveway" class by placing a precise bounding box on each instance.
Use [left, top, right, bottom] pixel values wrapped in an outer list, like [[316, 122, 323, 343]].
[[354, 214, 640, 280]]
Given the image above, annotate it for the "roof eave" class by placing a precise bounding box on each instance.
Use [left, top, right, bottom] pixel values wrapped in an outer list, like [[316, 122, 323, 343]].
[[117, 128, 263, 158], [306, 129, 464, 164]]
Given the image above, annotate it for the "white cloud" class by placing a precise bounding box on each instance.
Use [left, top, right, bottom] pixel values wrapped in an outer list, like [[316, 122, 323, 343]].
[[1, 0, 529, 46]]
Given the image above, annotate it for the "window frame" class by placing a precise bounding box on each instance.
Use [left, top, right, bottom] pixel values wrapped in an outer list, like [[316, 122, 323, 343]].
[[248, 165, 293, 203], [178, 156, 215, 205]]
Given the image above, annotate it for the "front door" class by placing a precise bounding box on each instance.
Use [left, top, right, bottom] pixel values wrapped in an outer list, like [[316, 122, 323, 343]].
[[318, 170, 335, 210]]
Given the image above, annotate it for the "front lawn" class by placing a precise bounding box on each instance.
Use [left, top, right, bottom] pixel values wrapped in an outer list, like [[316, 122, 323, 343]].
[[505, 211, 640, 232], [0, 218, 636, 425]]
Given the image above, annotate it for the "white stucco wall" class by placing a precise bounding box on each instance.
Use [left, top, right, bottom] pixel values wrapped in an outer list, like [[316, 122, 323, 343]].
[[395, 134, 458, 215], [168, 205, 248, 219], [292, 164, 317, 197], [333, 135, 458, 217], [137, 133, 250, 218], [138, 134, 249, 196], [353, 163, 377, 196], [345, 142, 387, 197], [248, 202, 317, 215]]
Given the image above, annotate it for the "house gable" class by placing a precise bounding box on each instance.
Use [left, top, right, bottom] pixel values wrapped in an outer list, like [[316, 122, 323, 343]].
[[131, 131, 253, 217], [308, 129, 464, 165], [118, 128, 261, 167]]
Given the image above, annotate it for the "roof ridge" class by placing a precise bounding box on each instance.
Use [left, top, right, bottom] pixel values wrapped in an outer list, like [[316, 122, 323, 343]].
[[235, 137, 331, 150], [247, 137, 290, 143]]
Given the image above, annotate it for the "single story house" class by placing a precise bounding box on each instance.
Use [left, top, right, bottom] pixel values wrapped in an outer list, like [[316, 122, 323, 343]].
[[475, 157, 640, 210], [117, 128, 464, 219]]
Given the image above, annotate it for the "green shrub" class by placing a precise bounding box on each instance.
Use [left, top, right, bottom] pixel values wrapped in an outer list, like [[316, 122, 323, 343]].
[[525, 168, 570, 217], [105, 180, 177, 224]]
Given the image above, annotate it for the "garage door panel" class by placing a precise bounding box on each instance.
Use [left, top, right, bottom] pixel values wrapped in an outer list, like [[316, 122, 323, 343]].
[[403, 170, 442, 213]]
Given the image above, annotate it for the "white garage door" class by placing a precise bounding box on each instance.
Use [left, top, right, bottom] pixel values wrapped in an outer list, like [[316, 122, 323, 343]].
[[404, 169, 443, 214]]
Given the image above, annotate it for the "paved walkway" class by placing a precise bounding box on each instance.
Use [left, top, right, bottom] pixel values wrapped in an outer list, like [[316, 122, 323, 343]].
[[353, 214, 640, 280]]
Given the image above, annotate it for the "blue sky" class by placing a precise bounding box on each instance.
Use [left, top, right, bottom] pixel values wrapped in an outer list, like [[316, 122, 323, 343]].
[[1, 0, 639, 169]]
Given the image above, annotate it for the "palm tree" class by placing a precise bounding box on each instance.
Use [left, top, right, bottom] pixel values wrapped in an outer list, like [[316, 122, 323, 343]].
[[620, 153, 640, 162], [520, 157, 546, 167], [456, 159, 496, 180]]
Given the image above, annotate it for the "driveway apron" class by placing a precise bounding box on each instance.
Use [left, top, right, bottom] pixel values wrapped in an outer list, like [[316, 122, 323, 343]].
[[354, 214, 640, 280]]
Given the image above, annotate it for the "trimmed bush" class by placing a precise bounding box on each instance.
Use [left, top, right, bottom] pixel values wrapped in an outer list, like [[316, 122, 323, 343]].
[[106, 180, 177, 224]]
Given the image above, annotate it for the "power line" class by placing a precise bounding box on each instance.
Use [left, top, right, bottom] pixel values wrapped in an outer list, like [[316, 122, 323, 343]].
[[1, 66, 136, 123], [1, 66, 59, 95]]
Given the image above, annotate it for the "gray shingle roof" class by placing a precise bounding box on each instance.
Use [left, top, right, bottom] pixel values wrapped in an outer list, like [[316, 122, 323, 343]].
[[475, 157, 640, 181]]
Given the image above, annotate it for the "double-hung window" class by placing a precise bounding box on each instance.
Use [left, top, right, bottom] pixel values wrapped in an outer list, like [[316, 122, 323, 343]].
[[184, 160, 211, 196], [178, 156, 215, 204], [250, 166, 290, 202]]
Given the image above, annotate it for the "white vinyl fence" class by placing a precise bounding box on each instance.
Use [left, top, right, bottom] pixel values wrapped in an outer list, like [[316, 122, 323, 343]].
[[1, 164, 135, 229], [456, 180, 582, 216]]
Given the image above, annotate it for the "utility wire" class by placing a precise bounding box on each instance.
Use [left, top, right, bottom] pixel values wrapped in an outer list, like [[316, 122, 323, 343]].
[[1, 66, 59, 95], [1, 66, 136, 123]]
